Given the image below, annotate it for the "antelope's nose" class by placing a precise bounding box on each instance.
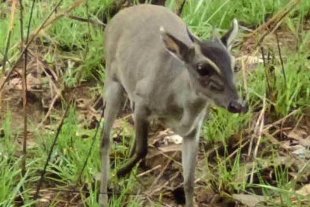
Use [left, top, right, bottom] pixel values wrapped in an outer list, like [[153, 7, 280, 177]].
[[227, 100, 248, 113]]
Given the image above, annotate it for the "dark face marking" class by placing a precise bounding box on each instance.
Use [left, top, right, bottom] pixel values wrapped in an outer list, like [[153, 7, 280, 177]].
[[184, 39, 235, 96], [198, 40, 233, 82]]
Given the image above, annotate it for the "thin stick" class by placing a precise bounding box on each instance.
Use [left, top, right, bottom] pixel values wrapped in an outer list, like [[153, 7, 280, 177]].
[[1, 0, 17, 74], [177, 0, 186, 16], [75, 107, 104, 185], [33, 98, 73, 200], [222, 139, 251, 164], [261, 47, 272, 94], [36, 93, 61, 129], [275, 32, 286, 85], [263, 109, 298, 132], [241, 55, 248, 94], [21, 0, 36, 180], [250, 95, 266, 183], [66, 15, 106, 27], [137, 165, 162, 178], [19, 0, 24, 50], [21, 34, 28, 179], [250, 0, 300, 37]]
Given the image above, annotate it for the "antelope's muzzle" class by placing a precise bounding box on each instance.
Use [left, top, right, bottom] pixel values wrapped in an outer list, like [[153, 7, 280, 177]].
[[227, 99, 248, 113]]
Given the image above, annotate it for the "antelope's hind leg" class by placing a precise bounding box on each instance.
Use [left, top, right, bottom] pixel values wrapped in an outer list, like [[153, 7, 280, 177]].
[[99, 79, 124, 206], [116, 103, 150, 177]]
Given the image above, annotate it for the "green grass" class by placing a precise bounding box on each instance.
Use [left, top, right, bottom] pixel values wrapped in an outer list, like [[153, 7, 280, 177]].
[[0, 0, 310, 206]]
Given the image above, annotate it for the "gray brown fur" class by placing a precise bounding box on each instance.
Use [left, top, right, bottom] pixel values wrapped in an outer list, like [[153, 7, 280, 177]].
[[100, 4, 246, 207]]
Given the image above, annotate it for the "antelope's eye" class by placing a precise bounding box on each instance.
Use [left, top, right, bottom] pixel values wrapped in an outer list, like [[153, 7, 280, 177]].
[[196, 63, 213, 76]]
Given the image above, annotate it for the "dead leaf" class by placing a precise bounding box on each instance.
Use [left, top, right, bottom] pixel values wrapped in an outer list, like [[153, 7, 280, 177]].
[[237, 55, 264, 70], [292, 147, 310, 159], [111, 118, 134, 138], [296, 184, 310, 196], [163, 134, 183, 145], [232, 194, 266, 207], [299, 136, 310, 147], [287, 129, 308, 140]]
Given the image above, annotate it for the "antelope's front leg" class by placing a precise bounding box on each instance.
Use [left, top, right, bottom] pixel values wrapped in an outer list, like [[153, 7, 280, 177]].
[[182, 118, 204, 207]]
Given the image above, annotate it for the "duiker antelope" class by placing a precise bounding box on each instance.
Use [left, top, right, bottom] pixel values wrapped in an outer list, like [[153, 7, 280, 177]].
[[100, 4, 247, 207]]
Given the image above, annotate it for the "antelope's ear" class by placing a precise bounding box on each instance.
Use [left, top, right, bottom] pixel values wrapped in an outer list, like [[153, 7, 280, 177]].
[[160, 26, 194, 62], [220, 18, 239, 51]]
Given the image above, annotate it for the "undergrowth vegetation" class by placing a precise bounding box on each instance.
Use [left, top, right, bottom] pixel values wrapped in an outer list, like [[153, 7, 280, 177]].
[[0, 0, 310, 206]]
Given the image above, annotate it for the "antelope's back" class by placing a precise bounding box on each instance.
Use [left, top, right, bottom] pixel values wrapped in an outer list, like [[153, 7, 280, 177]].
[[104, 5, 192, 88]]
